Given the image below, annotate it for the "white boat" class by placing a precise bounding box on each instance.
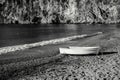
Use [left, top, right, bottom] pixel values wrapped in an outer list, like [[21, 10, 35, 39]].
[[59, 46, 100, 55]]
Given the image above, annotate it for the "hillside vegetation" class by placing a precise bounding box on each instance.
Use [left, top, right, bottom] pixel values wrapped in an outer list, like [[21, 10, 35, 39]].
[[0, 0, 120, 24]]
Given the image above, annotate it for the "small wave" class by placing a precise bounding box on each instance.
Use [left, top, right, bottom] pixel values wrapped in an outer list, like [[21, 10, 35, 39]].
[[0, 32, 102, 55]]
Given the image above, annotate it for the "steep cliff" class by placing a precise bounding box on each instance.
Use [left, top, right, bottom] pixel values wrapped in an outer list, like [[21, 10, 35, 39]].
[[0, 0, 120, 24]]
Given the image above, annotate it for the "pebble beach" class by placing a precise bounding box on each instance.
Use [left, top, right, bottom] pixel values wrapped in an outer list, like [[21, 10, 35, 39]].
[[1, 30, 120, 80]]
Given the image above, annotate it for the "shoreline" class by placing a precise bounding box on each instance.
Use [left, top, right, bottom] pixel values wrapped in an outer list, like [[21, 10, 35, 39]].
[[0, 32, 102, 55]]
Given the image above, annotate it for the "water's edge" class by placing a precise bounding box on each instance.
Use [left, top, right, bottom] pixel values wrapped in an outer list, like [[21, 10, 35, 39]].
[[0, 32, 102, 55]]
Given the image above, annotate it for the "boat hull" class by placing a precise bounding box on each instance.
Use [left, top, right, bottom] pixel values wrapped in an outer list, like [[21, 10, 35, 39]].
[[59, 47, 100, 55]]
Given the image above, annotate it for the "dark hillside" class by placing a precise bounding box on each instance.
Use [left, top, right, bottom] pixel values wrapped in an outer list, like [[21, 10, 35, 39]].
[[0, 0, 120, 24]]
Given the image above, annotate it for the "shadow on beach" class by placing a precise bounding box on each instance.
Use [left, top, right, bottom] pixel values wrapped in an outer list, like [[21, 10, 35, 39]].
[[62, 51, 117, 56]]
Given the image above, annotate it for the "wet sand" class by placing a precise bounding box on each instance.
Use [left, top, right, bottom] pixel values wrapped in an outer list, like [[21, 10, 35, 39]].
[[1, 30, 120, 80]]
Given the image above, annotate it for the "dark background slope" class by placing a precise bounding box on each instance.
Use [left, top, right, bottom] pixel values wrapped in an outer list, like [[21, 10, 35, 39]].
[[0, 0, 120, 24]]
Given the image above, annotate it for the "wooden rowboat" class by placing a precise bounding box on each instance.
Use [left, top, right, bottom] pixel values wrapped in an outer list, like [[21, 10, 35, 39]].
[[59, 46, 100, 55]]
